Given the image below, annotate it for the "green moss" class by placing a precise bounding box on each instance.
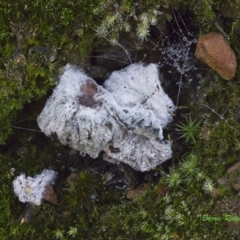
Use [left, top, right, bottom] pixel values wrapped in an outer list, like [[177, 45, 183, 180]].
[[62, 170, 100, 211], [175, 116, 201, 144]]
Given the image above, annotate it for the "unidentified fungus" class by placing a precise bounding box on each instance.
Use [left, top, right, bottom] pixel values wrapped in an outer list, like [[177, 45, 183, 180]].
[[37, 63, 175, 171], [13, 169, 57, 205]]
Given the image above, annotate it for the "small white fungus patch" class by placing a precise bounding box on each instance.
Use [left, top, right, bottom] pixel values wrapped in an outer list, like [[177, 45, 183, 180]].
[[13, 169, 57, 205]]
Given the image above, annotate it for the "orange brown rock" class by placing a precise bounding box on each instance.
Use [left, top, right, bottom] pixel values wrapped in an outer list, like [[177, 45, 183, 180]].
[[227, 162, 240, 175], [43, 185, 57, 204], [195, 32, 237, 80], [66, 172, 78, 185], [126, 188, 145, 200]]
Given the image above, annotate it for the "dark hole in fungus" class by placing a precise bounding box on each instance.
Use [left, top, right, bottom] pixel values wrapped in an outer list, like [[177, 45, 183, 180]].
[[105, 122, 113, 131], [78, 79, 98, 107]]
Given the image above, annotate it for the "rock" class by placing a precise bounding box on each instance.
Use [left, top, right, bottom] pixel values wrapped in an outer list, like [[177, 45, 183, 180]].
[[227, 221, 240, 234], [126, 188, 144, 200], [66, 172, 78, 185], [38, 63, 175, 171], [227, 162, 240, 175], [195, 32, 237, 80], [126, 183, 150, 200], [43, 185, 58, 204], [233, 182, 240, 191], [211, 189, 219, 198], [202, 127, 211, 141], [217, 178, 227, 186]]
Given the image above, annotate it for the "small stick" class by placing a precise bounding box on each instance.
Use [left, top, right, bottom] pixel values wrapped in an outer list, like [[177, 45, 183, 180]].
[[213, 20, 230, 40]]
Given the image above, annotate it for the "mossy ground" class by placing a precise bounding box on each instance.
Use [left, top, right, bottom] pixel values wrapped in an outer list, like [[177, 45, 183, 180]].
[[1, 0, 240, 239]]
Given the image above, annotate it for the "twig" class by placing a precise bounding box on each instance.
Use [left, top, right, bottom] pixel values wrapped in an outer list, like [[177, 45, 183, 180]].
[[213, 20, 230, 40]]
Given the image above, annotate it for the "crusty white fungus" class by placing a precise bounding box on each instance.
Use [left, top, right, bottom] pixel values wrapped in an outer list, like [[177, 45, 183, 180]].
[[37, 63, 175, 171], [13, 169, 57, 205]]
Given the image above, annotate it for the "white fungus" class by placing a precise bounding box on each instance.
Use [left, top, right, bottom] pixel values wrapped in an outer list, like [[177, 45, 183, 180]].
[[37, 63, 175, 171], [13, 169, 57, 205]]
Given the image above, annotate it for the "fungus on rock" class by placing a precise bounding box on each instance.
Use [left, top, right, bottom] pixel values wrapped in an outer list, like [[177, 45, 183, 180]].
[[37, 63, 175, 171]]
